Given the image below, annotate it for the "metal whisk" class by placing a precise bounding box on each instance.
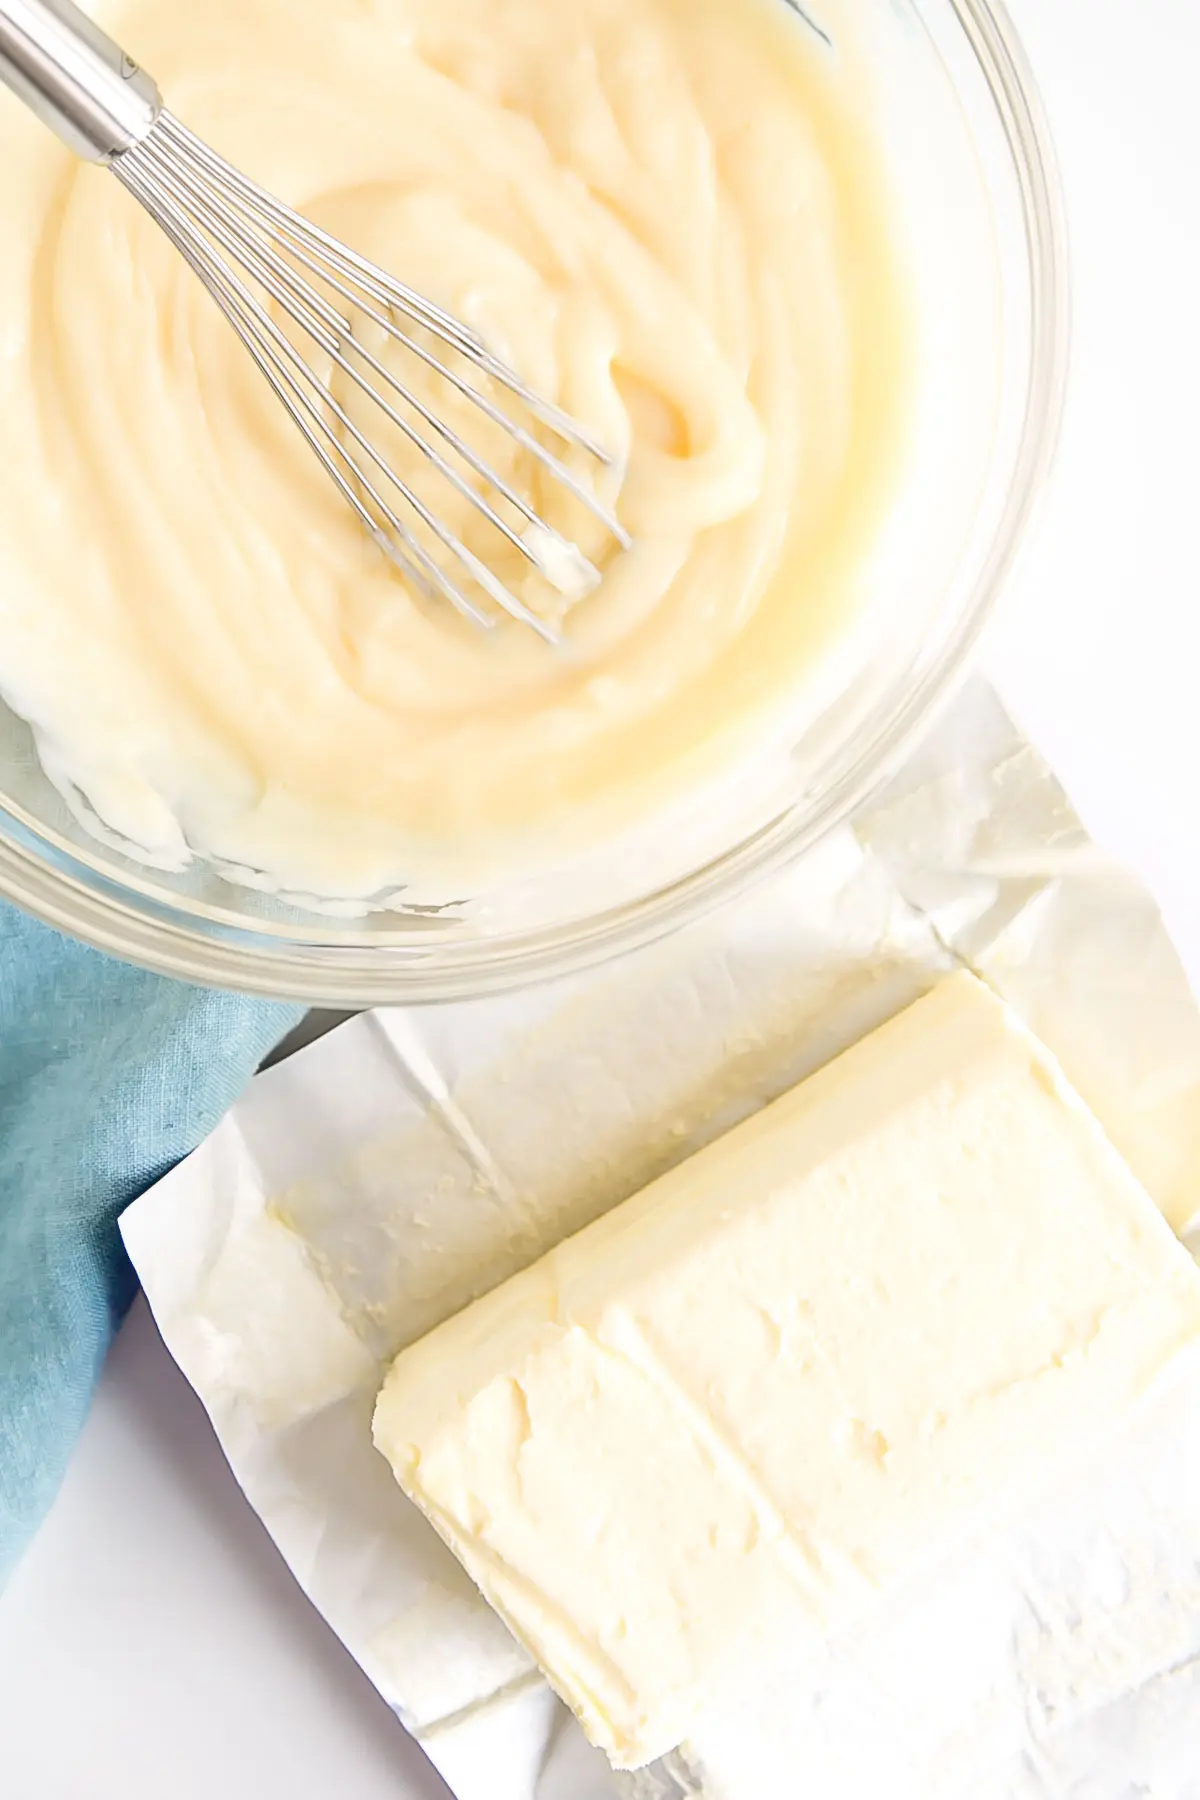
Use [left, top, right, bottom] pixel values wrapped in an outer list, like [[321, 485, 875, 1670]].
[[0, 0, 629, 641]]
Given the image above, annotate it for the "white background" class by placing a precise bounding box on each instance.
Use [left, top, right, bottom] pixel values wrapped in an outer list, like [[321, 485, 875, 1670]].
[[3, 1, 1200, 1795]]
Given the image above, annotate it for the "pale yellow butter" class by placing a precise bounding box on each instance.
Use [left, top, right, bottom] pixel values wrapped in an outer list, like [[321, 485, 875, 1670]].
[[373, 975, 1200, 1767]]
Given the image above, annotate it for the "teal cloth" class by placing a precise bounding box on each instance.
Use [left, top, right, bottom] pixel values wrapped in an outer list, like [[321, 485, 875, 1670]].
[[0, 901, 302, 1586]]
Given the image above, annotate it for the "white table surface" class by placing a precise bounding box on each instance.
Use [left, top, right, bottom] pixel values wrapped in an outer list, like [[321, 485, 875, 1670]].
[[3, 2, 1200, 1794]]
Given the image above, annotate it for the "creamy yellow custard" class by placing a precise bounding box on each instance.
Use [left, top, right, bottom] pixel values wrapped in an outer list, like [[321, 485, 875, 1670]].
[[0, 0, 914, 898]]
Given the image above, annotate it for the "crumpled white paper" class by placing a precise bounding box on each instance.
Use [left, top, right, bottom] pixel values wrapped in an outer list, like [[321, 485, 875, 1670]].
[[120, 678, 1200, 1800]]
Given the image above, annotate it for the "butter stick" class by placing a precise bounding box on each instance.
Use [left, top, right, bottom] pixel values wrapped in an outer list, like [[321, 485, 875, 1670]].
[[373, 974, 1200, 1768]]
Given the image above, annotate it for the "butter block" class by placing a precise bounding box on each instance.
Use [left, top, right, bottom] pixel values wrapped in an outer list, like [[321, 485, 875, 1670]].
[[373, 974, 1200, 1768]]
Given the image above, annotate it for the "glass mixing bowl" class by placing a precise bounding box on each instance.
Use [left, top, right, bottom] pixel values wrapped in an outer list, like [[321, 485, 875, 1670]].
[[0, 0, 1067, 1004]]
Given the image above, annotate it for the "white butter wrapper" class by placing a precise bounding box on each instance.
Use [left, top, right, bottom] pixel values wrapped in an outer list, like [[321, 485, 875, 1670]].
[[121, 678, 1200, 1800]]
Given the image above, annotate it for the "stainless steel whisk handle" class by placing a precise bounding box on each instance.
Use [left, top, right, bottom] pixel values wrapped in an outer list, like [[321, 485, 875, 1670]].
[[0, 0, 159, 162]]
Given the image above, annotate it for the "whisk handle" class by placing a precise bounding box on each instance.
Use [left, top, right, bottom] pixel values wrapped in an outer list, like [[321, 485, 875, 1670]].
[[0, 0, 160, 162]]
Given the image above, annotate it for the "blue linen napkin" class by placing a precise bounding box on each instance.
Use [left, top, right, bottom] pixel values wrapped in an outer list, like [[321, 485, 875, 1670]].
[[0, 900, 302, 1586]]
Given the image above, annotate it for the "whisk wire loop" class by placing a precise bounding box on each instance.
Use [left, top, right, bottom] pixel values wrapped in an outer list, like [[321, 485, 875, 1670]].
[[118, 151, 498, 628], [113, 109, 627, 636]]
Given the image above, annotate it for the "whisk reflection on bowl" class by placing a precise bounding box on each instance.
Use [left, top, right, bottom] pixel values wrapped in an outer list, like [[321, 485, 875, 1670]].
[[0, 0, 630, 642]]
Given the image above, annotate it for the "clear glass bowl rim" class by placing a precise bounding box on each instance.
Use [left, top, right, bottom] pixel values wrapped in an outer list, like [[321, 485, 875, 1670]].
[[0, 0, 1069, 1004]]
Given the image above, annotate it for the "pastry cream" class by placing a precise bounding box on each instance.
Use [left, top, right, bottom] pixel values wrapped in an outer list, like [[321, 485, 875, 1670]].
[[0, 0, 913, 897], [374, 975, 1200, 1768]]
